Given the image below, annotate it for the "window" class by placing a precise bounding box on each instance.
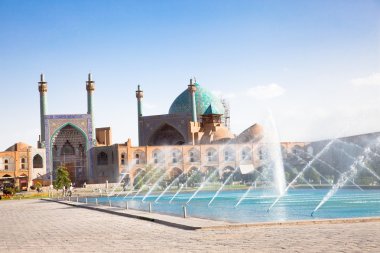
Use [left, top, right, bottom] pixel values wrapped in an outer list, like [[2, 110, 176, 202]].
[[172, 152, 177, 163], [241, 148, 252, 161], [224, 151, 229, 161], [152, 150, 164, 164], [259, 149, 264, 160], [189, 152, 194, 163], [21, 158, 26, 169], [121, 153, 126, 165], [33, 155, 43, 168], [207, 151, 212, 162], [97, 152, 108, 165], [4, 159, 8, 170], [135, 154, 140, 164], [207, 149, 217, 162], [224, 149, 235, 162]]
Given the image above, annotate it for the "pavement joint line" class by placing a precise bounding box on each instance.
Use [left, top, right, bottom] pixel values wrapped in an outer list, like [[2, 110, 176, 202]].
[[40, 198, 380, 231]]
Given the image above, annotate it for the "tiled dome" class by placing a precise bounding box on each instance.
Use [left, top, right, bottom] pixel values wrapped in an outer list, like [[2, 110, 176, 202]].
[[169, 83, 225, 116]]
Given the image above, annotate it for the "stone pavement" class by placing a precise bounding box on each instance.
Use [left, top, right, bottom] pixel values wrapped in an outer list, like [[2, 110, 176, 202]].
[[0, 199, 379, 253]]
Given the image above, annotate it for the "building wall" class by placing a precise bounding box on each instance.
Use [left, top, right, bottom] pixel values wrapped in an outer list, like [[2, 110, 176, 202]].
[[120, 142, 263, 184], [92, 145, 119, 183], [0, 144, 46, 191], [138, 114, 192, 146]]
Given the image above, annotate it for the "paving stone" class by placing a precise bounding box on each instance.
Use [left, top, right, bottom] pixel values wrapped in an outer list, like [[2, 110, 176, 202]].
[[0, 199, 379, 252]]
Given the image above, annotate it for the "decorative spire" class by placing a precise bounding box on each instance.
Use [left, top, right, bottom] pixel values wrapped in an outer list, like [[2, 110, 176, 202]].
[[188, 78, 196, 93], [38, 73, 48, 93], [136, 84, 144, 99], [86, 73, 95, 92]]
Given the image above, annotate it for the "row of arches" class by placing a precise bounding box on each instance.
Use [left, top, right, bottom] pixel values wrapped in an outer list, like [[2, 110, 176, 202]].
[[113, 147, 255, 166], [0, 155, 43, 170], [129, 165, 251, 188]]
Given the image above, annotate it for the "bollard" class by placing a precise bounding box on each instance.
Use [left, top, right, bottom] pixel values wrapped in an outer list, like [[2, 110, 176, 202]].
[[76, 196, 79, 203], [69, 196, 71, 202], [149, 202, 152, 213], [183, 205, 187, 218], [95, 198, 98, 205], [125, 201, 129, 210], [109, 200, 112, 207], [85, 198, 88, 204]]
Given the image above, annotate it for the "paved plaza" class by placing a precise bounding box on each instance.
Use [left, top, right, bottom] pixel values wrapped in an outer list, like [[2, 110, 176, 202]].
[[0, 199, 379, 253]]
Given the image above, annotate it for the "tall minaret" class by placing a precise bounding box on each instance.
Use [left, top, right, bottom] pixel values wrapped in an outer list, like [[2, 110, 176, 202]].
[[136, 85, 143, 117], [86, 73, 96, 142], [38, 73, 48, 148], [135, 85, 144, 145], [188, 78, 197, 122]]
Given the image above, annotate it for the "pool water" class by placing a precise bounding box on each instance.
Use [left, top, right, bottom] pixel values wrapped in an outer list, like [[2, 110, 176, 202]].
[[88, 189, 380, 223]]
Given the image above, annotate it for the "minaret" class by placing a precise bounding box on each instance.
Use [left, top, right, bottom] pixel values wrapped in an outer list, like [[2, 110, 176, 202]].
[[188, 78, 197, 122], [86, 73, 96, 142], [38, 73, 48, 148], [136, 85, 143, 117], [135, 85, 144, 145]]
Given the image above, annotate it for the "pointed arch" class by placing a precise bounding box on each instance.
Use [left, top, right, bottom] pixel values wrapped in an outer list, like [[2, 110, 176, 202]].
[[205, 147, 218, 162], [147, 123, 185, 146], [97, 152, 108, 165], [188, 148, 200, 163], [49, 122, 89, 184]]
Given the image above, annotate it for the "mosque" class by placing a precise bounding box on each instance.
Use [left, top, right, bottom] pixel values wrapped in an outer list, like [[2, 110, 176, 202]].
[[1, 74, 378, 191], [32, 75, 264, 186]]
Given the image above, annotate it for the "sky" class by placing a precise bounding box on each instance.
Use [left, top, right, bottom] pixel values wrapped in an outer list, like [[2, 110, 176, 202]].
[[0, 0, 380, 150]]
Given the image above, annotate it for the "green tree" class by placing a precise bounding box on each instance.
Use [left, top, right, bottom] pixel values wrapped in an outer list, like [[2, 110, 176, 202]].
[[53, 166, 71, 191]]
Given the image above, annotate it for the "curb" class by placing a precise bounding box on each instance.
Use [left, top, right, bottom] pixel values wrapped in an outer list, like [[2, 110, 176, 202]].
[[41, 198, 202, 230]]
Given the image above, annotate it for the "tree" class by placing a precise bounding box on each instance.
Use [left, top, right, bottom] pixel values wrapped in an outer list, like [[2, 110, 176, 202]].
[[53, 166, 71, 191]]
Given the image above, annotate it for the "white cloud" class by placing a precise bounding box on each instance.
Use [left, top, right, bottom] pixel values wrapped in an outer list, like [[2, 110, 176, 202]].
[[247, 83, 285, 99], [351, 72, 380, 87]]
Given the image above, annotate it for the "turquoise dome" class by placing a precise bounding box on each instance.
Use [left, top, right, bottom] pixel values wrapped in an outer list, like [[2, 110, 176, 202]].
[[169, 83, 225, 116]]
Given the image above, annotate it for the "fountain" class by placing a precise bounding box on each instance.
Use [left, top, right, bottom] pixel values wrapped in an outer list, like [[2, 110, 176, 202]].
[[311, 147, 371, 216], [80, 124, 380, 224], [262, 110, 286, 195]]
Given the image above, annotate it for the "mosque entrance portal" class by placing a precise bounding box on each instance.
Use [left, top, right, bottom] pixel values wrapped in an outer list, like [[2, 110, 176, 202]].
[[51, 125, 87, 185]]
